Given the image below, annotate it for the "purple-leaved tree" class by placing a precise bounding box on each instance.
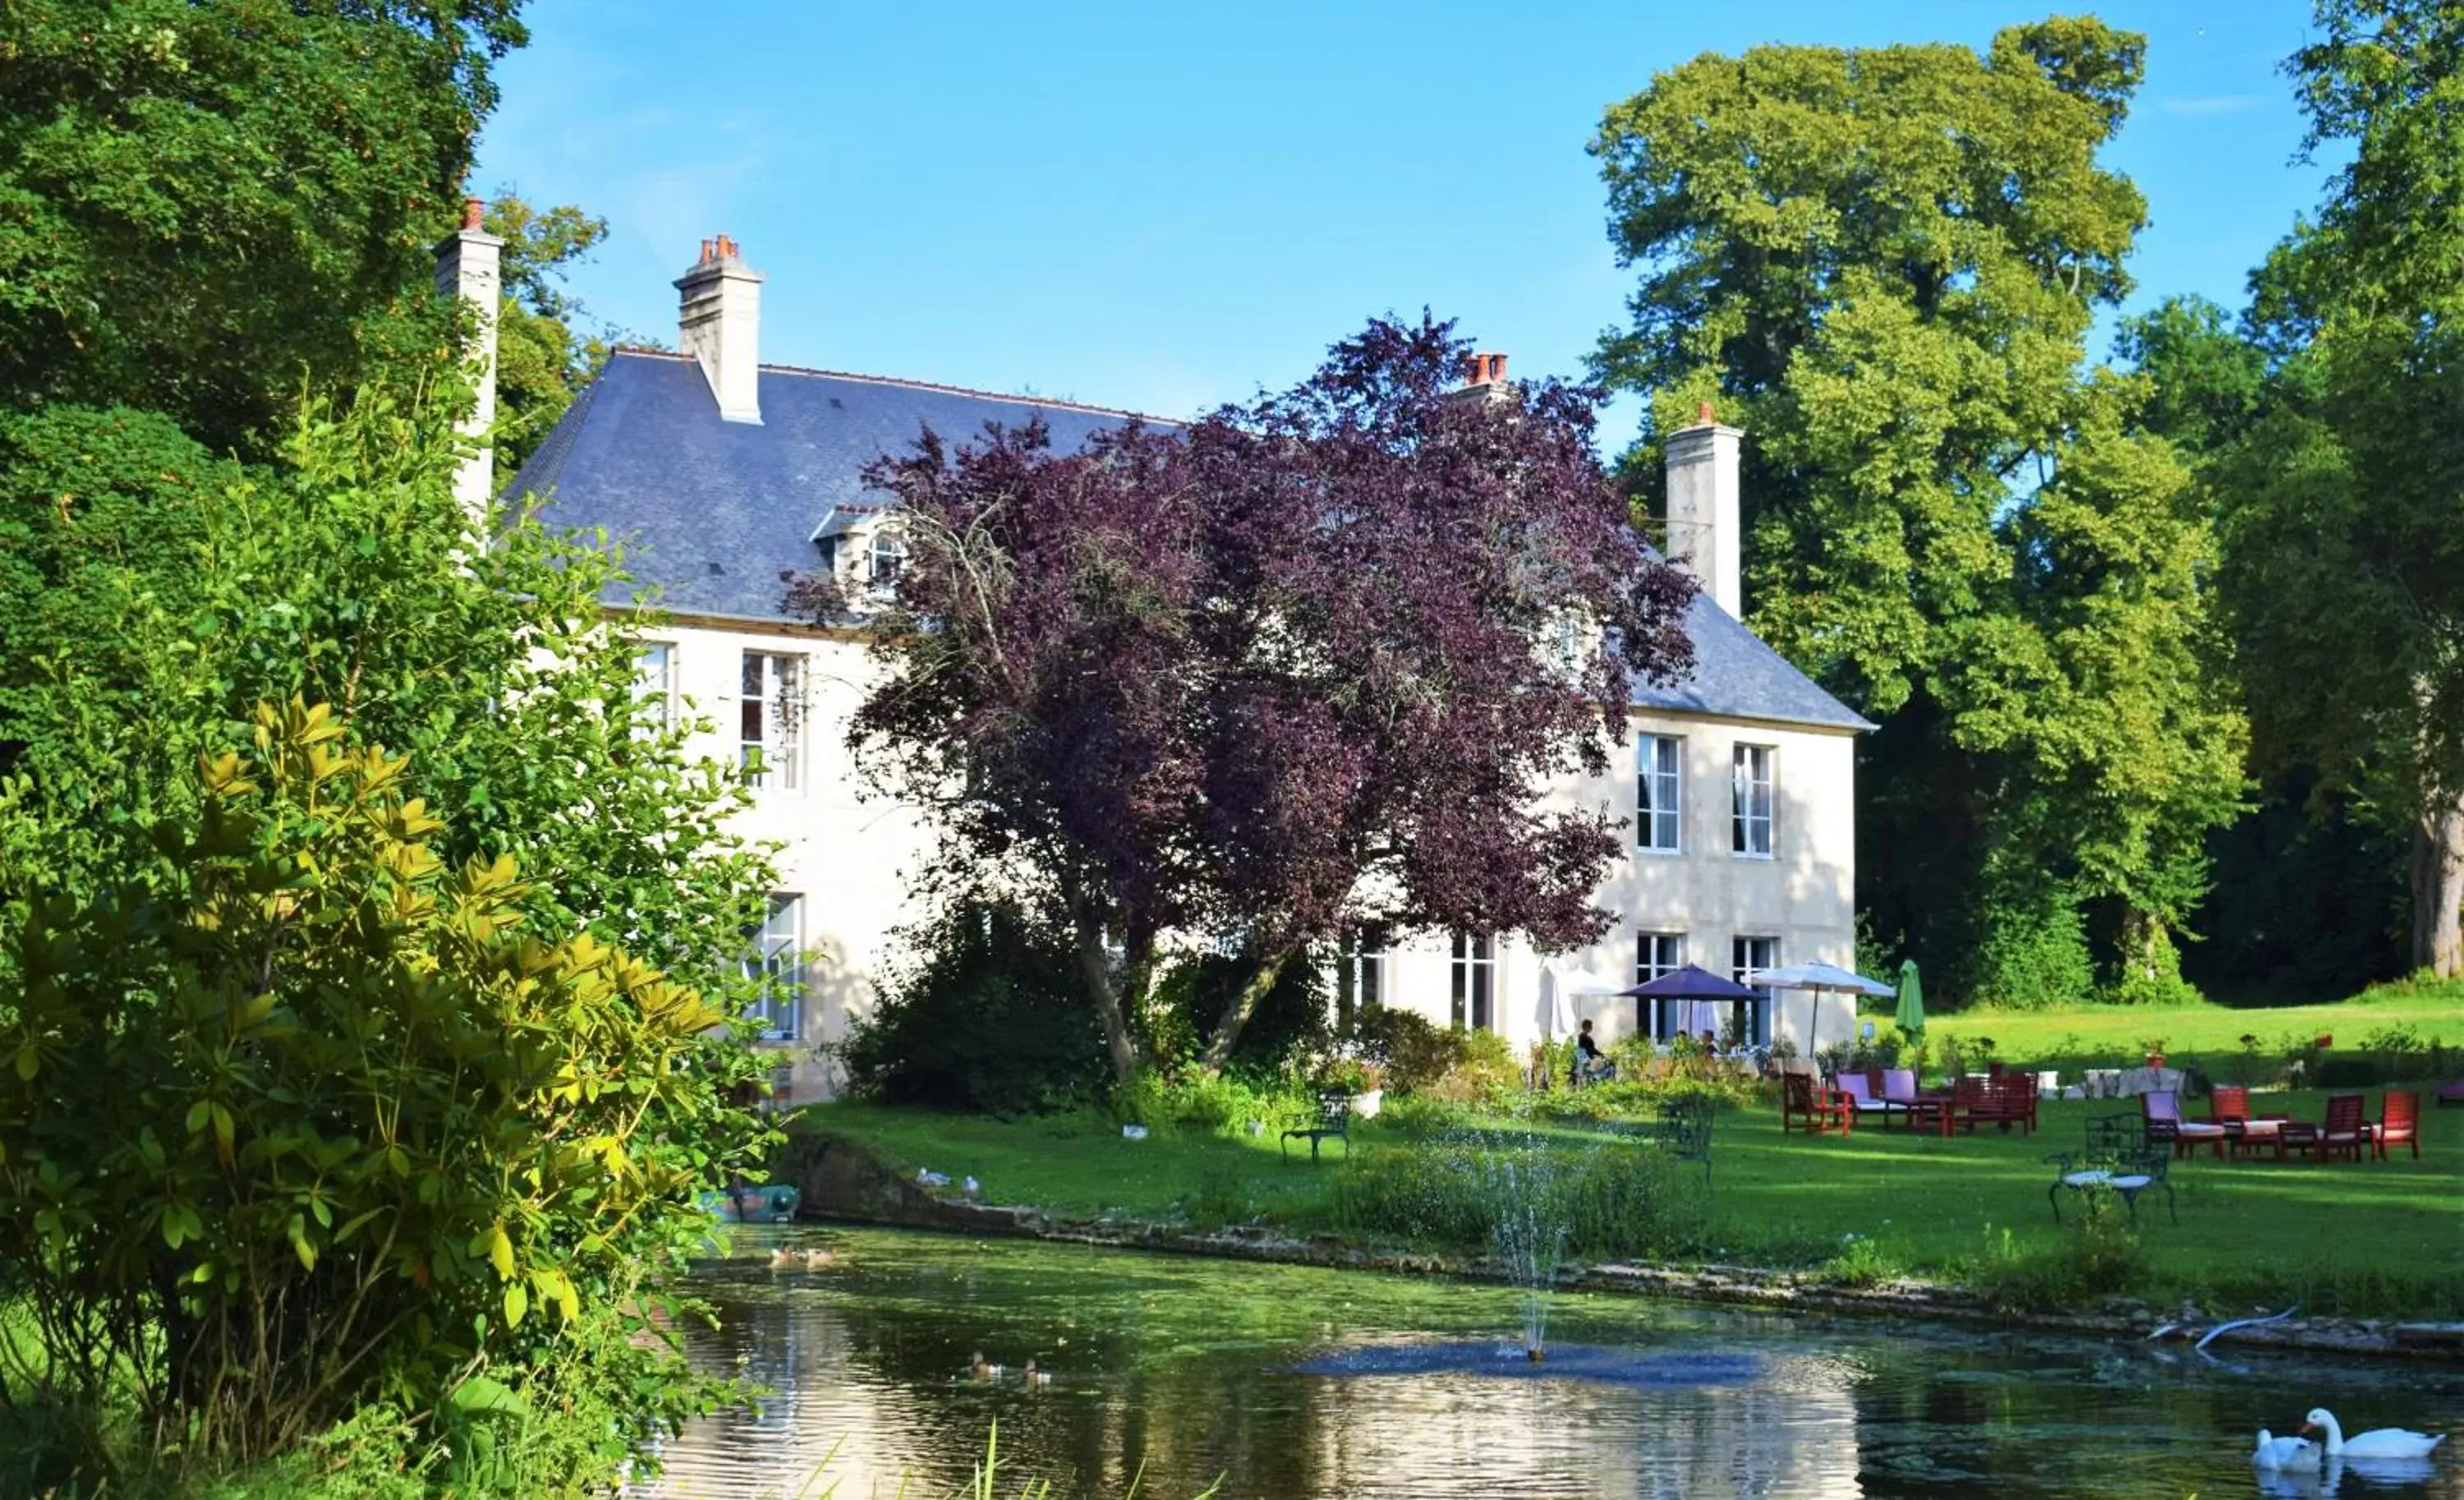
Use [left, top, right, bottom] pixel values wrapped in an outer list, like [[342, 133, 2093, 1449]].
[[788, 316, 1697, 1080]]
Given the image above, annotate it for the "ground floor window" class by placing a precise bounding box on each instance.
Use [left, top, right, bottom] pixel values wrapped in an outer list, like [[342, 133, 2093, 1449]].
[[1450, 932, 1494, 1031], [1635, 931, 1686, 1040], [1731, 935, 1778, 1048], [1335, 923, 1388, 1023], [746, 894, 804, 1040]]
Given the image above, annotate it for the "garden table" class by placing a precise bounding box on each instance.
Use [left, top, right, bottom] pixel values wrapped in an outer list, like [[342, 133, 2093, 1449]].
[[2227, 1114, 2290, 1162], [1905, 1092, 1956, 1138]]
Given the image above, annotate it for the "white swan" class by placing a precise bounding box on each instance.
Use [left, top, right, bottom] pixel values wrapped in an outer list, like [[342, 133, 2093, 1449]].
[[2251, 1429, 2319, 1469], [2303, 1407, 2448, 1461]]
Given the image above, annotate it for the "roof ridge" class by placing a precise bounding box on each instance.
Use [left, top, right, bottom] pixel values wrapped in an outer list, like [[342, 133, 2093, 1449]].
[[602, 346, 1171, 424]]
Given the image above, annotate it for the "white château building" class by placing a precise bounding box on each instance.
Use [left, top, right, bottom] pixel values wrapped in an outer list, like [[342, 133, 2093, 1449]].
[[444, 228, 1871, 1102]]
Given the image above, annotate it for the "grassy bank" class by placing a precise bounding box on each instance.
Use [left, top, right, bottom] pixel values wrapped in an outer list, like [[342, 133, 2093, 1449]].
[[802, 1086, 2464, 1319], [1907, 974, 2464, 1064]]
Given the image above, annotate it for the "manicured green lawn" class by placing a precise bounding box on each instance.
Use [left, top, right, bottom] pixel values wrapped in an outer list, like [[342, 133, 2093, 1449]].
[[801, 1086, 2464, 1316], [1903, 974, 2464, 1065]]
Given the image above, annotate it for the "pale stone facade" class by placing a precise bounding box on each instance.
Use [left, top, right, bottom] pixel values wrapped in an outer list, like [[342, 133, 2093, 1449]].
[[484, 241, 1869, 1100]]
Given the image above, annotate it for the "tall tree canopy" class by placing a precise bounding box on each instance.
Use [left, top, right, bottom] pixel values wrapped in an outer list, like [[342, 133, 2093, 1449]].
[[791, 317, 1697, 1077], [1590, 17, 2246, 1007], [0, 0, 528, 455], [2207, 0, 2464, 976]]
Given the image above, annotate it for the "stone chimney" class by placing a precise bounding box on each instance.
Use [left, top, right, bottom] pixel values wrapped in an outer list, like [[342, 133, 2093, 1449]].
[[675, 233, 764, 424], [433, 196, 503, 522], [1664, 402, 1743, 617], [1449, 350, 1512, 406]]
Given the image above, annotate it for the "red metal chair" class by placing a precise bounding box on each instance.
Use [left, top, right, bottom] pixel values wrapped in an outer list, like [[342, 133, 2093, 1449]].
[[2374, 1090, 2420, 1160]]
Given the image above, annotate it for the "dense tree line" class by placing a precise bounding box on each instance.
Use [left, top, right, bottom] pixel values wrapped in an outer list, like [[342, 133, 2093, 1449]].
[[0, 2, 771, 1491], [1590, 1, 2462, 1006]]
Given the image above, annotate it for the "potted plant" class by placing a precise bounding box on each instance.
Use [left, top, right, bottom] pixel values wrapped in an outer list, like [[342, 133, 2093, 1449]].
[[2139, 1034, 2168, 1070]]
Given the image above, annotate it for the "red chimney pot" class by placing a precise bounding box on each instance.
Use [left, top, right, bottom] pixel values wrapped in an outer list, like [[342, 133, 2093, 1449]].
[[1491, 353, 1508, 383], [1696, 401, 1716, 424], [461, 196, 484, 232]]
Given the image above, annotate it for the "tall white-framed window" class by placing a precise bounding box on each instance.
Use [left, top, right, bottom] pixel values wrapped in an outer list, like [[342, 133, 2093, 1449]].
[[1732, 743, 1776, 858], [1731, 935, 1778, 1048], [1635, 931, 1685, 1041], [635, 642, 675, 732], [1335, 923, 1389, 1018], [746, 894, 804, 1041], [1639, 734, 1682, 853], [739, 651, 803, 790], [867, 529, 906, 593], [1450, 932, 1495, 1031]]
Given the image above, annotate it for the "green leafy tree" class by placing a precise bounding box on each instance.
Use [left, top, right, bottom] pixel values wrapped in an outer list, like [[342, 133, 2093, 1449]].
[[0, 385, 774, 979], [0, 0, 530, 456], [2212, 0, 2464, 978], [483, 193, 628, 481], [0, 700, 767, 1470], [1589, 17, 2247, 1004], [0, 384, 776, 1479]]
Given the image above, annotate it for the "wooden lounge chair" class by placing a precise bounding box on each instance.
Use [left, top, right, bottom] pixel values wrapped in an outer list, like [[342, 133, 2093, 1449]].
[[1280, 1090, 1353, 1162], [2373, 1090, 2420, 1161], [2143, 1089, 2226, 1159], [2204, 1084, 2288, 1162], [1781, 1071, 1854, 1135], [1955, 1074, 2038, 1134], [1837, 1071, 1902, 1125], [2288, 1093, 2370, 1165], [2048, 1114, 2175, 1225]]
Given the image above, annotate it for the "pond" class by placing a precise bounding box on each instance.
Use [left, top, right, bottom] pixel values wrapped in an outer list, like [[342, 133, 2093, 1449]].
[[637, 1227, 2462, 1500]]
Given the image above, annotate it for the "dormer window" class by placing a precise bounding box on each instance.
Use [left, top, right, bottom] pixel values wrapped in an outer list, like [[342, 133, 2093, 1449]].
[[868, 530, 906, 592]]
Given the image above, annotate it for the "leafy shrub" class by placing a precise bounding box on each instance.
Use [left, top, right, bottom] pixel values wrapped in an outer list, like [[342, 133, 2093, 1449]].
[[1819, 1235, 1905, 1289], [0, 702, 766, 1471], [1150, 950, 1331, 1073], [1348, 1007, 1467, 1094], [2314, 1055, 2384, 1088], [2102, 929, 2204, 1008], [1308, 1134, 1699, 1261], [844, 897, 1107, 1116], [1426, 1028, 1524, 1105], [1110, 1068, 1310, 1138], [1973, 900, 2096, 1011], [1965, 1199, 2147, 1312]]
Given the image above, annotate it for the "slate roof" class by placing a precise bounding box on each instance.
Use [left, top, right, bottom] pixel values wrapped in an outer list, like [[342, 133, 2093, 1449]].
[[511, 349, 1871, 733], [1630, 591, 1872, 732], [511, 350, 1150, 622]]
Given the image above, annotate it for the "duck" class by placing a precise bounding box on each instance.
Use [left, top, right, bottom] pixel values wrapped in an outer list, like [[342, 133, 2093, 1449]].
[[2302, 1408, 2448, 1461], [800, 1246, 835, 1269], [1021, 1359, 1051, 1387], [767, 1247, 796, 1270], [968, 1351, 1002, 1381], [2250, 1429, 2319, 1469]]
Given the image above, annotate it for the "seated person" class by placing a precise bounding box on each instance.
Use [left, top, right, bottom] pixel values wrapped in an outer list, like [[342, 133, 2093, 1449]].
[[1570, 1018, 1615, 1086]]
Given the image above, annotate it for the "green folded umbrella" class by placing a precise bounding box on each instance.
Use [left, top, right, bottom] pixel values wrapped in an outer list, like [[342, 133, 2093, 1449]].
[[1893, 959, 1925, 1039]]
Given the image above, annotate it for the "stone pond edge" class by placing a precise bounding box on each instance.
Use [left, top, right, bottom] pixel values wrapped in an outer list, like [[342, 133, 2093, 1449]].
[[772, 1131, 2464, 1365]]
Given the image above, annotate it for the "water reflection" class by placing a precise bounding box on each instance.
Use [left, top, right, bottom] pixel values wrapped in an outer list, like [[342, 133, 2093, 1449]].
[[636, 1230, 2464, 1500]]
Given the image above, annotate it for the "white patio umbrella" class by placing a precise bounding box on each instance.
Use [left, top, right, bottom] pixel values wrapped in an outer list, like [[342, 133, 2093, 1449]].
[[1749, 961, 1896, 1056], [1537, 966, 1579, 1041]]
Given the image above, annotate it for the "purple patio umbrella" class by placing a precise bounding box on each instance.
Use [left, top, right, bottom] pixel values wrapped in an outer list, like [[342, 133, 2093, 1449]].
[[1619, 964, 1761, 1044]]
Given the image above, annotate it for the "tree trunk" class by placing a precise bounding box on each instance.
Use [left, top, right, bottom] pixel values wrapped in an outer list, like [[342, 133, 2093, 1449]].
[[2412, 788, 2464, 978], [1201, 949, 1294, 1074], [1071, 905, 1142, 1085]]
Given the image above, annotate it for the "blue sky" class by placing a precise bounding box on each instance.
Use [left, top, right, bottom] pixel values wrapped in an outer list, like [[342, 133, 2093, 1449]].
[[476, 2, 2331, 444]]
